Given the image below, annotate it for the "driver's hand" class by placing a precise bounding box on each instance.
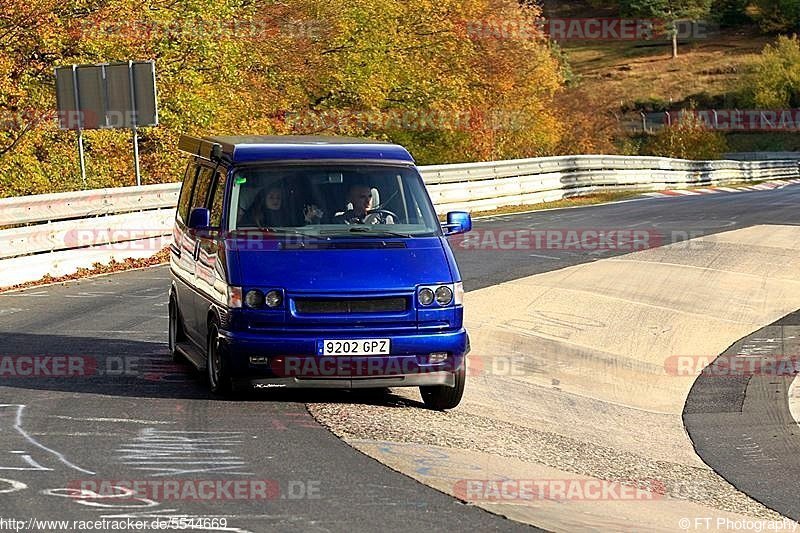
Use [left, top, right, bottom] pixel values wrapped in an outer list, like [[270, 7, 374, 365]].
[[303, 204, 323, 223]]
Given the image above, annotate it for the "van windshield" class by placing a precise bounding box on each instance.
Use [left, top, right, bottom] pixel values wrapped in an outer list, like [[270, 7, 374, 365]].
[[228, 164, 440, 237]]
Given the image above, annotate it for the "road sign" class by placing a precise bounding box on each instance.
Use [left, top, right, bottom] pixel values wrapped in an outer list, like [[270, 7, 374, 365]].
[[54, 61, 158, 186]]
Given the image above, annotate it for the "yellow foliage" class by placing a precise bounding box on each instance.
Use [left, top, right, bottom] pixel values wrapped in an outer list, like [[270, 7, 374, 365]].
[[642, 112, 729, 160], [0, 0, 573, 197]]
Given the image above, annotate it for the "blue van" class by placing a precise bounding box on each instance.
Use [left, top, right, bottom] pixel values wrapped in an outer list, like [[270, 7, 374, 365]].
[[168, 135, 472, 409]]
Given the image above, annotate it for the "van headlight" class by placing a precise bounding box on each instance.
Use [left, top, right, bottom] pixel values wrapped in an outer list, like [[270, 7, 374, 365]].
[[419, 288, 435, 306], [245, 289, 265, 308], [265, 289, 283, 308], [418, 283, 462, 307], [435, 286, 453, 306]]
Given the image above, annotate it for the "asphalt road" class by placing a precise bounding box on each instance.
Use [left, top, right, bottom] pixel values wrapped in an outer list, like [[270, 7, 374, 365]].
[[0, 270, 532, 533], [684, 309, 800, 521], [1, 185, 799, 532], [458, 185, 800, 290]]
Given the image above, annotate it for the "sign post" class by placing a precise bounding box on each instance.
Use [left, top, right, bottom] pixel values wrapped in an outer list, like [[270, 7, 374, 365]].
[[128, 60, 141, 186], [71, 66, 87, 186]]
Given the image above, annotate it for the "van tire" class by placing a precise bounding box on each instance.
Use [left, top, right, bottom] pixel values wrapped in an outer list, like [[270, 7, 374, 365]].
[[168, 297, 186, 362], [207, 322, 232, 395], [420, 361, 465, 410]]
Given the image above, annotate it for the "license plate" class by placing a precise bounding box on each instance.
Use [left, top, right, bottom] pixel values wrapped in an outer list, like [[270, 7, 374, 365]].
[[318, 339, 391, 356]]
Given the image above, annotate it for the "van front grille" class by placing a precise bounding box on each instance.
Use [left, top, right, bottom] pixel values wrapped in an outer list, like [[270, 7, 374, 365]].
[[294, 297, 407, 314]]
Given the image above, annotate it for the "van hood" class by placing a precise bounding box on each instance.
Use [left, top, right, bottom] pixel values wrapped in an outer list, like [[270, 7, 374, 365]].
[[229, 237, 453, 292]]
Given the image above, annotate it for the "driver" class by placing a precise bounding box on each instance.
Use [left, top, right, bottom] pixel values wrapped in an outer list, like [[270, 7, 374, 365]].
[[336, 184, 395, 224]]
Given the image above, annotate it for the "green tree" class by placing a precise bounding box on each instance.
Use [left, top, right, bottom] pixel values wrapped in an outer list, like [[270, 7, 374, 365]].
[[620, 0, 714, 58], [748, 0, 800, 31], [749, 35, 800, 108], [710, 0, 750, 27]]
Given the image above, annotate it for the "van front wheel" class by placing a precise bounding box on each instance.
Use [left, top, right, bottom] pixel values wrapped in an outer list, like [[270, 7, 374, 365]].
[[420, 362, 465, 410], [207, 323, 232, 395], [168, 297, 185, 362]]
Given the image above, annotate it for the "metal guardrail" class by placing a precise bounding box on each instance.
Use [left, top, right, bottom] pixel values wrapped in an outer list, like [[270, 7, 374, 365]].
[[723, 152, 800, 161], [1, 154, 798, 287], [423, 155, 799, 212]]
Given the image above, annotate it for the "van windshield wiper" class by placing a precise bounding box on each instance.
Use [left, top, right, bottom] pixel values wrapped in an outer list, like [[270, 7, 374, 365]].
[[232, 227, 328, 240], [342, 226, 414, 238], [268, 228, 330, 240]]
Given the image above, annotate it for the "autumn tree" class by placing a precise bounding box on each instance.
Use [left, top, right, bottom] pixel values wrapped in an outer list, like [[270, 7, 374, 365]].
[[0, 0, 568, 196], [641, 110, 728, 159]]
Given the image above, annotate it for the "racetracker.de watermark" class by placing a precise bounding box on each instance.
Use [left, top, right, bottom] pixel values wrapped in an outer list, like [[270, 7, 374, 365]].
[[0, 109, 158, 130], [681, 109, 800, 132], [0, 356, 94, 377], [453, 478, 665, 502], [68, 18, 324, 41], [665, 355, 800, 377], [450, 229, 661, 252], [281, 108, 529, 132], [38, 228, 714, 254], [66, 479, 320, 501], [265, 354, 522, 378], [0, 355, 187, 382], [0, 517, 230, 532], [461, 17, 714, 41]]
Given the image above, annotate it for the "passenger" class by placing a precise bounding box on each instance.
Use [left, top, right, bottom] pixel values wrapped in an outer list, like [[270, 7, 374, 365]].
[[239, 185, 292, 228]]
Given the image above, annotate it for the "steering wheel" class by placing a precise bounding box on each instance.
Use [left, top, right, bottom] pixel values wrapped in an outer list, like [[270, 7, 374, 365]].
[[363, 209, 398, 225]]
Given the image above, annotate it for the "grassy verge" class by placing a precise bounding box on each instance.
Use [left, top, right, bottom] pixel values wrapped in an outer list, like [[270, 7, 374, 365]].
[[439, 190, 645, 221], [725, 132, 800, 152], [563, 32, 767, 107]]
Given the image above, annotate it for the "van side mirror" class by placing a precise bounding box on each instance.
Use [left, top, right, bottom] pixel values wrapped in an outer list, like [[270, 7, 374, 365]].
[[188, 207, 211, 230], [442, 211, 472, 236]]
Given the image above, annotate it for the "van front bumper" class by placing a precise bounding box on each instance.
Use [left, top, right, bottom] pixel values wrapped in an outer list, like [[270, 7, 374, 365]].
[[241, 372, 455, 390], [218, 328, 468, 389]]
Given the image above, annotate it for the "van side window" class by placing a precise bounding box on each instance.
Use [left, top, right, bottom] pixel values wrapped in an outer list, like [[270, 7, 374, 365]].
[[191, 167, 214, 214], [176, 163, 199, 226], [208, 170, 228, 228]]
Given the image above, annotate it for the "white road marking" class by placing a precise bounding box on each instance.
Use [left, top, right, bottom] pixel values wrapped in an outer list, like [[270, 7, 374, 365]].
[[0, 478, 26, 494], [52, 415, 174, 425], [0, 404, 95, 474]]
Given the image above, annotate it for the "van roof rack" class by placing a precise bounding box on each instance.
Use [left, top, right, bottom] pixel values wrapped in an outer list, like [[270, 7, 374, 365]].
[[177, 134, 414, 164], [178, 134, 223, 161]]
